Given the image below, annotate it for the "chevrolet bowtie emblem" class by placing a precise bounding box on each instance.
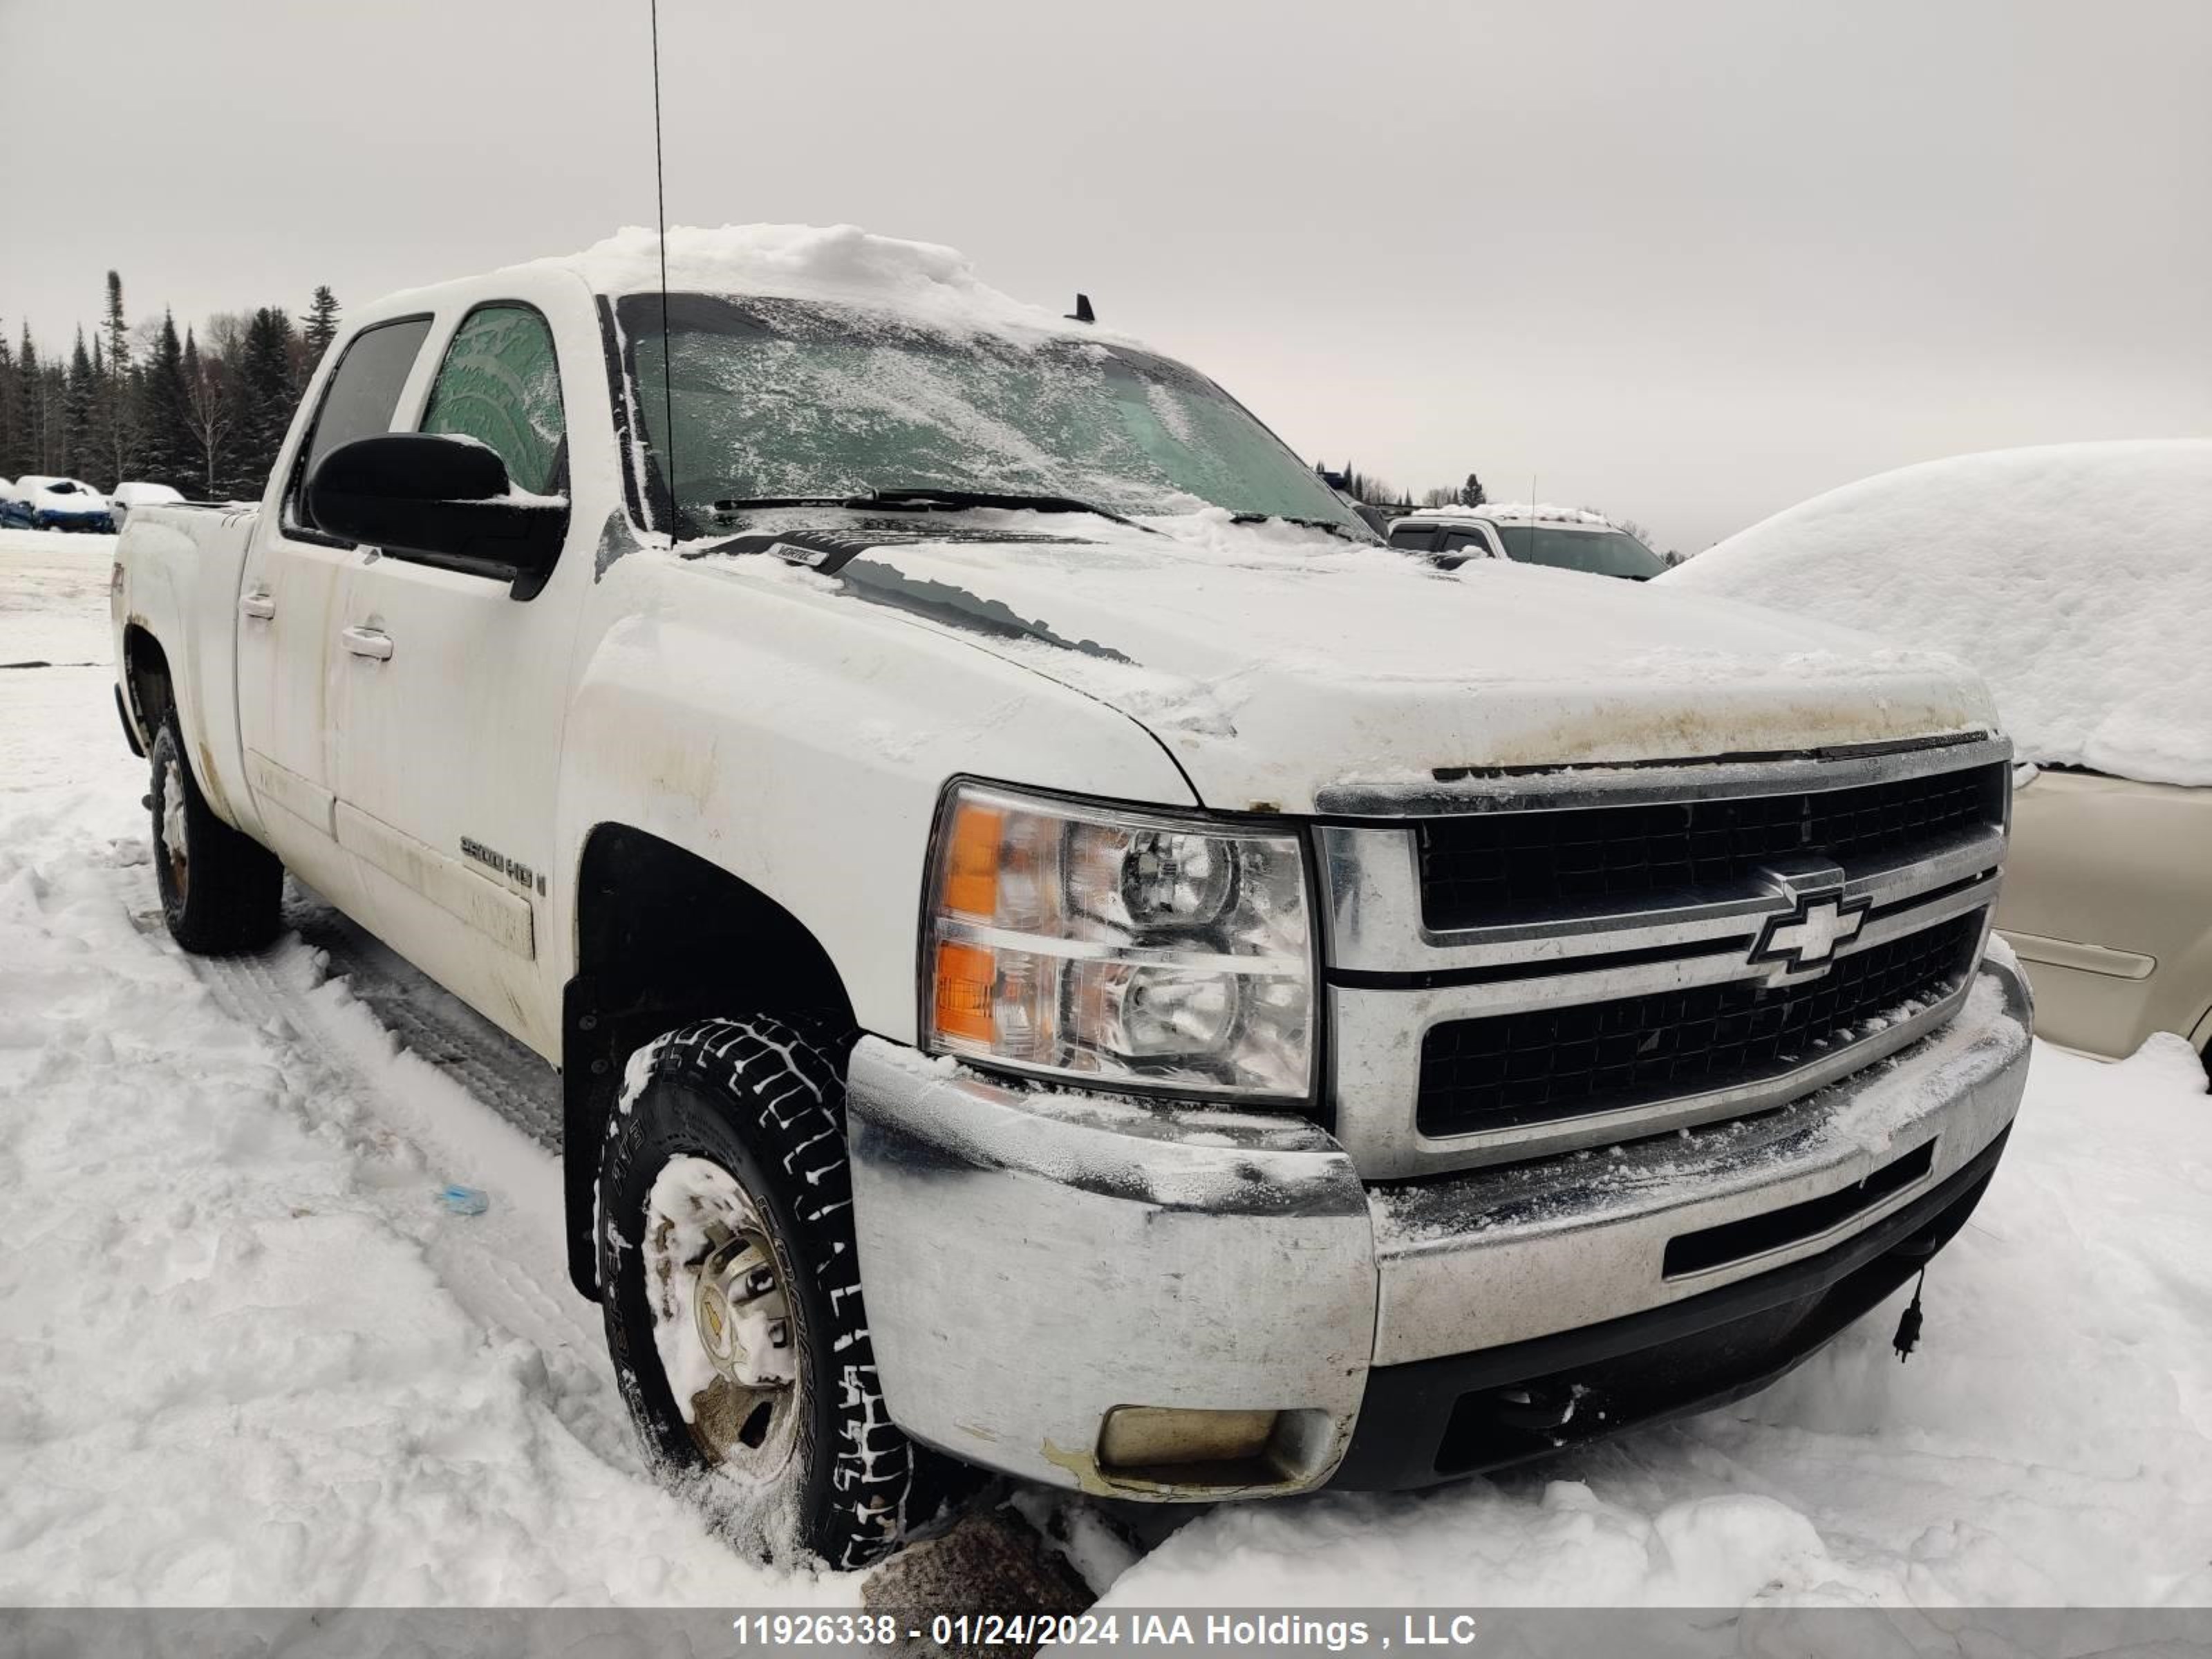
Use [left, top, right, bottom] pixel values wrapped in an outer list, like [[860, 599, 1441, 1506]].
[[1752, 893, 1870, 972]]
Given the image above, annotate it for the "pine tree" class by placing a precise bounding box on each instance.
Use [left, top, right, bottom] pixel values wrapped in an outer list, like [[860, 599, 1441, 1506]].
[[40, 362, 68, 474], [0, 329, 24, 481], [64, 330, 98, 480], [100, 271, 139, 482], [135, 312, 196, 494], [229, 307, 299, 498], [102, 273, 131, 377], [1459, 473, 1487, 507], [302, 286, 341, 382], [17, 329, 46, 476]]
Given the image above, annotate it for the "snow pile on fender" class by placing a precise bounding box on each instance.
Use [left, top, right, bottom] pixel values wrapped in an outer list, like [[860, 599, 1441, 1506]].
[[1668, 440, 2212, 787], [532, 223, 1086, 339]]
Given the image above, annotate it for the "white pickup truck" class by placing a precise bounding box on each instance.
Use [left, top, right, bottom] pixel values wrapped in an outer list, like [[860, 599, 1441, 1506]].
[[111, 226, 2032, 1568]]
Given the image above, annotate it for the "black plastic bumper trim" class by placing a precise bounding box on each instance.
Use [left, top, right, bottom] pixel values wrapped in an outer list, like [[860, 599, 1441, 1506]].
[[1664, 1135, 1936, 1277], [1331, 1121, 2011, 1490]]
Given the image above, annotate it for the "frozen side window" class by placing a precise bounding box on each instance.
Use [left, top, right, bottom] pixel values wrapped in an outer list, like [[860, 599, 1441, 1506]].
[[1439, 531, 1490, 555], [1492, 527, 1666, 580], [285, 317, 433, 536], [420, 305, 567, 496], [1390, 525, 1438, 551]]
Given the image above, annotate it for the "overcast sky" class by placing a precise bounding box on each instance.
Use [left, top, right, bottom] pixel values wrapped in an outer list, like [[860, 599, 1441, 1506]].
[[4, 0, 2206, 550]]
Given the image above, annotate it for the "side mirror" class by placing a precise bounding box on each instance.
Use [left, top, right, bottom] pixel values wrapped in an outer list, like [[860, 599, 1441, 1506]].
[[306, 433, 569, 600]]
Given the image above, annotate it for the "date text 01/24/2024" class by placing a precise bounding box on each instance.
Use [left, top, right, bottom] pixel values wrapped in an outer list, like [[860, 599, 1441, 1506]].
[[727, 1612, 1485, 1650]]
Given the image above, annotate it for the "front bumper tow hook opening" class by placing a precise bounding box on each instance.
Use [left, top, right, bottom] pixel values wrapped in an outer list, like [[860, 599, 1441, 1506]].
[[1490, 1385, 1587, 1434]]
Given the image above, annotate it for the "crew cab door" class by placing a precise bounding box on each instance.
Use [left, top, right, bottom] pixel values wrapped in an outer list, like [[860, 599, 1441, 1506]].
[[236, 315, 433, 915], [329, 301, 581, 1058]]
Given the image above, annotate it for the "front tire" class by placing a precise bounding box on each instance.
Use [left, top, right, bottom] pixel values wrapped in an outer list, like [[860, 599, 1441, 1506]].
[[149, 713, 283, 953], [597, 1015, 946, 1568]]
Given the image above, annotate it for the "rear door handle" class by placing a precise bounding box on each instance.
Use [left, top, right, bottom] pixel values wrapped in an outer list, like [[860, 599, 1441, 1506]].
[[341, 626, 393, 661], [239, 591, 275, 620]]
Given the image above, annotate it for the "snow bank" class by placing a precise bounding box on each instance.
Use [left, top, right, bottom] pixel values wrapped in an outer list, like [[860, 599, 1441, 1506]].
[[1667, 442, 2212, 787], [523, 223, 1091, 341]]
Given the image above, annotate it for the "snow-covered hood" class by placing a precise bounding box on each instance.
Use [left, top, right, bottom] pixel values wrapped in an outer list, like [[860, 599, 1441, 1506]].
[[697, 509, 1998, 813]]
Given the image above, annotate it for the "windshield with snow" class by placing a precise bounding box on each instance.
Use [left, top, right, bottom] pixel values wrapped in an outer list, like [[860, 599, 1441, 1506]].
[[612, 293, 1367, 538], [1495, 525, 1665, 580]]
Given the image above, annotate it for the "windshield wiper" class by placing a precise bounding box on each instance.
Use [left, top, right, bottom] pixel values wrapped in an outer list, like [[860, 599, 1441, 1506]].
[[709, 496, 858, 514], [1230, 512, 1371, 543], [709, 487, 1152, 532], [857, 486, 1151, 530]]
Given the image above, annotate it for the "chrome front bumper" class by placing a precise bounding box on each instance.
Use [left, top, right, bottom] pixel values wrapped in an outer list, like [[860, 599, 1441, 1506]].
[[845, 958, 2032, 1498]]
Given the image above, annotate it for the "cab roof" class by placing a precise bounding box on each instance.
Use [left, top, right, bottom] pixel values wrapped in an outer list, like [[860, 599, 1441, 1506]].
[[369, 223, 1134, 351]]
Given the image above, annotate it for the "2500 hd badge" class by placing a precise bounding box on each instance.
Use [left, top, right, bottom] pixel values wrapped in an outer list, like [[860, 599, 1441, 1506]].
[[460, 835, 545, 897]]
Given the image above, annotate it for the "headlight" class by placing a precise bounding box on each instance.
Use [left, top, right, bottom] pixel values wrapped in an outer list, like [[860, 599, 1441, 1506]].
[[922, 782, 1315, 1101]]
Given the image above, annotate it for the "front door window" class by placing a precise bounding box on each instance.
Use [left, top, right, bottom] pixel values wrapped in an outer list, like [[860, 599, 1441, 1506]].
[[420, 304, 568, 496]]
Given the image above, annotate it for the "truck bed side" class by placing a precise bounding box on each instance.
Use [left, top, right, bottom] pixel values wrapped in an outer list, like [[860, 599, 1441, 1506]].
[[113, 503, 264, 841]]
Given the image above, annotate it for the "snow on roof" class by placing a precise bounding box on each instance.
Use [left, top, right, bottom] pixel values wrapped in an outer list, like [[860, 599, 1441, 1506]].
[[1408, 502, 1617, 528], [1667, 440, 2212, 788], [514, 223, 1096, 341]]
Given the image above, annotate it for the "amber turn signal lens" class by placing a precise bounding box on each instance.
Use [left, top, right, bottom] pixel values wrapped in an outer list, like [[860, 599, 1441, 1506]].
[[941, 801, 1004, 920], [932, 941, 996, 1043]]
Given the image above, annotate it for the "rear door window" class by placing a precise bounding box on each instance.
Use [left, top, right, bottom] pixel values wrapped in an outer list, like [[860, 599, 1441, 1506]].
[[284, 317, 434, 538], [420, 304, 567, 496]]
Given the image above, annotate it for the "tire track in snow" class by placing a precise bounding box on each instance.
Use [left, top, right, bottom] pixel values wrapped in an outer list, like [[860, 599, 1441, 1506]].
[[277, 889, 565, 1150], [178, 892, 641, 1481]]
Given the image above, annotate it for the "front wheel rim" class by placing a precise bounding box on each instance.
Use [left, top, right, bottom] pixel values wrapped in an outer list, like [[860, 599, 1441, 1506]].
[[644, 1156, 803, 1483]]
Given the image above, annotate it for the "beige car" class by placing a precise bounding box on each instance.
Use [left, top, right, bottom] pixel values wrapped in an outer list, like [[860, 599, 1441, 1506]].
[[2000, 767, 2212, 1065], [1669, 440, 2212, 1077]]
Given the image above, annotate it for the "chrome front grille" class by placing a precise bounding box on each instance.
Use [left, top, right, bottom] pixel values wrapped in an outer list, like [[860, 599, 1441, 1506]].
[[1315, 735, 2012, 1180], [1415, 909, 1983, 1136], [1414, 761, 2008, 930]]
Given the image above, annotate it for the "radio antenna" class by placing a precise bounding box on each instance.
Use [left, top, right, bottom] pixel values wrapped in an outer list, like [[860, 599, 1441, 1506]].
[[649, 0, 677, 541]]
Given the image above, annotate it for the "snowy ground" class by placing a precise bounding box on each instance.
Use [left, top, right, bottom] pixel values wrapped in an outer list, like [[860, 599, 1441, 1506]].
[[2, 527, 2208, 1610]]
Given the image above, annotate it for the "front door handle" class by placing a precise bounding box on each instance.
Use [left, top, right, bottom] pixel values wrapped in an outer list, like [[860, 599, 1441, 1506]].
[[239, 591, 275, 620], [341, 626, 394, 661]]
